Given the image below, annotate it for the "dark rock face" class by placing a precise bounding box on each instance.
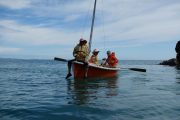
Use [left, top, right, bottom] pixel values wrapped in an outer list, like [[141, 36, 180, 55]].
[[159, 58, 176, 66], [175, 41, 180, 53], [159, 40, 180, 66], [176, 41, 180, 65]]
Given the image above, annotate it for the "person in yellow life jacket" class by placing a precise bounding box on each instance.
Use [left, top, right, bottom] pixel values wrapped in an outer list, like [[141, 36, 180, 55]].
[[89, 49, 99, 65], [73, 39, 89, 62], [66, 38, 89, 79]]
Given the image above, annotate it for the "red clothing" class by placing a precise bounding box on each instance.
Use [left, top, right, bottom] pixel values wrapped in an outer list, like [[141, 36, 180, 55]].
[[107, 52, 118, 67]]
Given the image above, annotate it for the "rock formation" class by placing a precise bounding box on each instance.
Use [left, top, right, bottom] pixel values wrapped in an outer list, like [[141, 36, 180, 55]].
[[175, 41, 180, 65], [159, 58, 176, 66], [159, 40, 180, 66]]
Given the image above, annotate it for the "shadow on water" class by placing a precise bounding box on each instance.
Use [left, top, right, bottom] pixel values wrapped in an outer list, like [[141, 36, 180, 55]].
[[66, 77, 119, 105]]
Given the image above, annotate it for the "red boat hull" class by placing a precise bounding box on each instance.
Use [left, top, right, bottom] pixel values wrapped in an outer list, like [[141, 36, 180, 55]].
[[73, 61, 120, 78]]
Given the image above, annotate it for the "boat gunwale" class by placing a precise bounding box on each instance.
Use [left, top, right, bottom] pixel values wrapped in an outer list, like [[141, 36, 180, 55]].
[[73, 61, 120, 71]]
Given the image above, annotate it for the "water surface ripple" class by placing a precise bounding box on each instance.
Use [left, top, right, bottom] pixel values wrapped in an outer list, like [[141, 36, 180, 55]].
[[0, 59, 180, 120]]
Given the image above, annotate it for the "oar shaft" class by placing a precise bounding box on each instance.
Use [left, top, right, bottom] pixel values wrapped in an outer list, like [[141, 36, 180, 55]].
[[129, 68, 146, 72], [121, 67, 146, 72], [54, 57, 68, 62]]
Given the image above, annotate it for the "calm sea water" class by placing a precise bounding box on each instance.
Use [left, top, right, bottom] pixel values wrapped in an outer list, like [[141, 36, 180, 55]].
[[0, 58, 180, 120]]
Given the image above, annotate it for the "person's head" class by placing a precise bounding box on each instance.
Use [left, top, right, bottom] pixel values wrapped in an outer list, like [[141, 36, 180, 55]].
[[107, 50, 111, 56], [112, 52, 115, 56], [79, 38, 87, 45], [92, 49, 99, 56], [102, 58, 106, 61]]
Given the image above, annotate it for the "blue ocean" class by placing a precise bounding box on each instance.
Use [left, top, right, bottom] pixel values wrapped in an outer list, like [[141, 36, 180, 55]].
[[0, 58, 180, 120]]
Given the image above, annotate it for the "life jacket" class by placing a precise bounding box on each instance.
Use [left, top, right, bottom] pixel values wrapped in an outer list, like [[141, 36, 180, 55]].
[[107, 52, 118, 67], [73, 44, 89, 61]]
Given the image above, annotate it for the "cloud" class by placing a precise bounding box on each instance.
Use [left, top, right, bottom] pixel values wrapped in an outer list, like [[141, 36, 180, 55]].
[[63, 14, 81, 22], [93, 2, 180, 44], [0, 47, 21, 53], [0, 0, 31, 9], [1, 1, 180, 48], [0, 0, 180, 59], [25, 0, 93, 19], [0, 20, 82, 46]]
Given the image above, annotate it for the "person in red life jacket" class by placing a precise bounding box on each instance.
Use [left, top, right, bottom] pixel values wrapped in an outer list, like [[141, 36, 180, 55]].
[[89, 49, 99, 65], [106, 51, 118, 67], [110, 52, 118, 67]]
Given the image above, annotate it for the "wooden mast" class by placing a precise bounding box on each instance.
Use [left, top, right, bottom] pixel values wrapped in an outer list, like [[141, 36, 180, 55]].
[[89, 0, 97, 53]]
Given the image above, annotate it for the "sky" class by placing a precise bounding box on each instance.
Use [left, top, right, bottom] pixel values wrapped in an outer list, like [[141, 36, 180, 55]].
[[0, 0, 180, 60]]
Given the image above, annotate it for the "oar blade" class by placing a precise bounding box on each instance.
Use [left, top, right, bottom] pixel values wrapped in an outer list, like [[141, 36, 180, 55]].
[[129, 68, 146, 72], [54, 57, 68, 62]]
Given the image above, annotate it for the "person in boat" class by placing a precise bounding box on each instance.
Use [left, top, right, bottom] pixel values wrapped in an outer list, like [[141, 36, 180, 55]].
[[106, 50, 111, 65], [100, 58, 107, 66], [66, 38, 89, 79], [89, 49, 99, 65], [106, 51, 119, 68]]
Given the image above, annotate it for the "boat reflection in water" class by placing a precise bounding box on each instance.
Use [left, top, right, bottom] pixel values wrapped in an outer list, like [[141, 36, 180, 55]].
[[66, 77, 119, 105]]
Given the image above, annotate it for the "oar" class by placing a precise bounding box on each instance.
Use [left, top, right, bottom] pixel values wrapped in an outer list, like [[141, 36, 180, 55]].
[[54, 57, 68, 62], [121, 68, 146, 72]]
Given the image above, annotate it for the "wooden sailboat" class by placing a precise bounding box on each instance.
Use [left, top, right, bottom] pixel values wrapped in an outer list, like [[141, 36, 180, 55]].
[[72, 0, 120, 79], [73, 61, 120, 78], [54, 0, 146, 78]]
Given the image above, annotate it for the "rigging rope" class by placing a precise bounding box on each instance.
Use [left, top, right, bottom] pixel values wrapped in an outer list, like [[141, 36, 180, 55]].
[[81, 0, 93, 38], [100, 0, 107, 51]]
